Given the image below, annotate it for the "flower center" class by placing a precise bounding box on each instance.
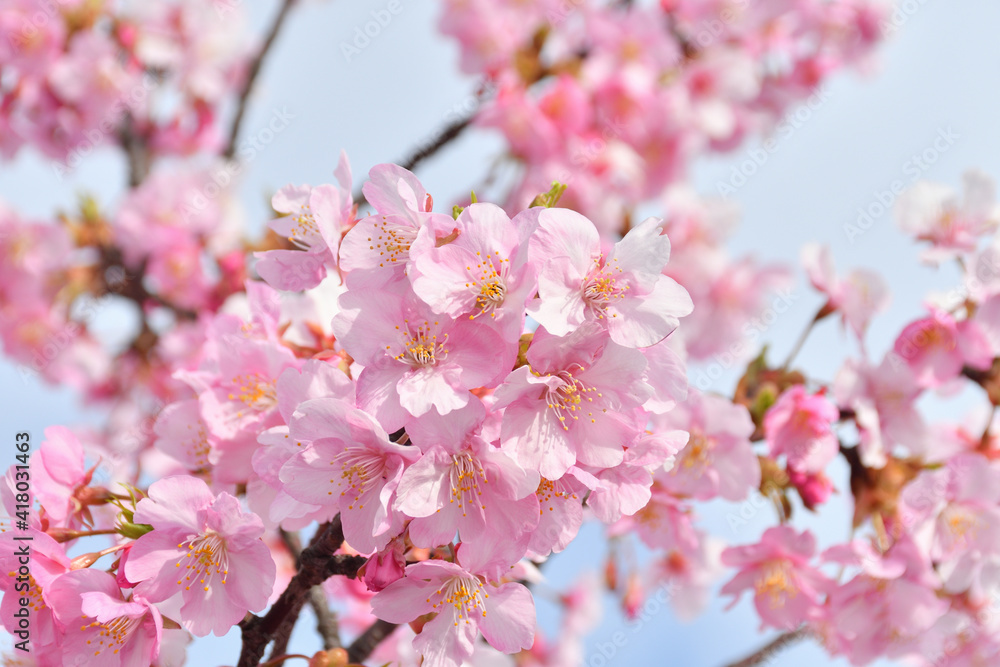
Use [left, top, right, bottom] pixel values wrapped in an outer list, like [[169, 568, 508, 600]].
[[673, 428, 713, 475], [428, 575, 489, 626], [536, 477, 577, 514], [942, 504, 978, 548], [331, 447, 386, 510], [175, 531, 229, 592], [6, 572, 44, 612], [754, 561, 797, 609], [85, 612, 142, 657], [394, 320, 448, 368], [449, 452, 488, 517], [288, 204, 322, 250], [582, 257, 627, 318], [465, 251, 511, 319], [543, 368, 604, 430], [228, 373, 278, 411], [368, 215, 419, 267]]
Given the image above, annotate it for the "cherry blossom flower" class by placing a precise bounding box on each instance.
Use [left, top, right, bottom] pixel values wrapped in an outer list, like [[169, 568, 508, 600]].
[[332, 281, 507, 431], [494, 322, 651, 480], [801, 242, 889, 340], [255, 152, 354, 291], [396, 402, 539, 573], [653, 389, 759, 501], [411, 202, 537, 343], [124, 476, 276, 636], [892, 308, 992, 389], [527, 209, 692, 348], [278, 397, 419, 554], [763, 385, 839, 475], [370, 557, 534, 667], [721, 526, 830, 630], [895, 169, 1000, 263], [46, 569, 162, 667]]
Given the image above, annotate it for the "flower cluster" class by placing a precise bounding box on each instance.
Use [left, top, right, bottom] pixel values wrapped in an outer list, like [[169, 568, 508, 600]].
[[13, 1, 1000, 666], [440, 0, 885, 230], [0, 0, 248, 162]]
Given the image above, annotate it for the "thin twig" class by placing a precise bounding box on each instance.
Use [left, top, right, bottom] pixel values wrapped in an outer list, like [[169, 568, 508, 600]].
[[352, 111, 478, 207], [781, 309, 823, 370], [237, 517, 366, 667], [722, 628, 811, 667], [346, 619, 398, 664], [224, 0, 298, 159]]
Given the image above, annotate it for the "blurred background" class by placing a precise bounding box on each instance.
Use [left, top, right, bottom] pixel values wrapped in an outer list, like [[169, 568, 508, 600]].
[[3, 0, 1000, 664]]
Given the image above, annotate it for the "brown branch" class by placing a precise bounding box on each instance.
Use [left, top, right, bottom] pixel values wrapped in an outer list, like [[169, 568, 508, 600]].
[[119, 114, 151, 187], [354, 83, 493, 206], [278, 529, 342, 651], [722, 628, 811, 667], [237, 517, 366, 667], [223, 0, 298, 159], [352, 107, 480, 207], [346, 619, 398, 664], [399, 115, 474, 175]]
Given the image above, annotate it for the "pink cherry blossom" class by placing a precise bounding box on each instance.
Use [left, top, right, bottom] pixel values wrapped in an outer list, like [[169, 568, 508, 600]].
[[332, 281, 507, 431], [255, 152, 354, 291], [31, 426, 100, 529], [124, 476, 276, 636], [653, 389, 759, 501], [493, 322, 651, 480], [892, 308, 992, 389], [338, 163, 454, 287], [721, 526, 830, 631], [899, 453, 1000, 598], [835, 354, 928, 467], [895, 169, 1000, 263], [411, 202, 537, 343], [0, 528, 69, 651], [527, 209, 692, 348], [801, 242, 889, 340], [370, 558, 535, 667], [396, 402, 539, 573], [46, 569, 162, 667], [278, 397, 418, 554], [763, 385, 840, 474], [820, 537, 948, 664]]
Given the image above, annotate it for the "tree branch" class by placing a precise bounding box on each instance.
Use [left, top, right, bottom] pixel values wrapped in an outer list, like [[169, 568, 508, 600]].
[[346, 619, 398, 664], [237, 517, 366, 667], [722, 628, 811, 667], [120, 114, 151, 187], [352, 86, 489, 207], [278, 529, 342, 651], [353, 114, 473, 206], [224, 0, 298, 160]]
